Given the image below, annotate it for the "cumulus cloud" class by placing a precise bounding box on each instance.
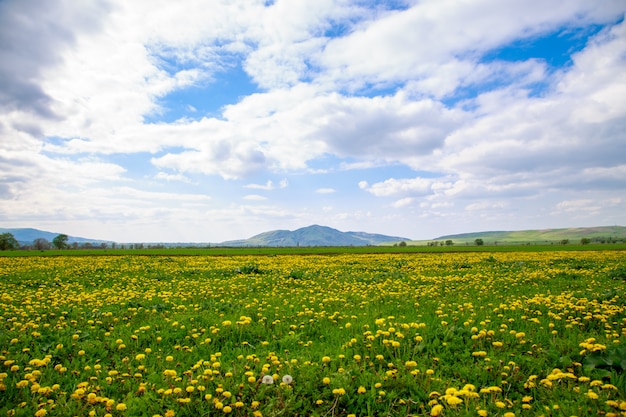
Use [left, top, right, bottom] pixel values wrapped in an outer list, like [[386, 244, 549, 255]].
[[244, 179, 288, 190], [0, 0, 110, 119], [1, 0, 625, 241], [359, 177, 450, 198]]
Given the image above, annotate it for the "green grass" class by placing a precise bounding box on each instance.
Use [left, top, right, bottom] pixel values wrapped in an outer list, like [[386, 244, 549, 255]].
[[1, 243, 625, 257], [0, 251, 624, 416]]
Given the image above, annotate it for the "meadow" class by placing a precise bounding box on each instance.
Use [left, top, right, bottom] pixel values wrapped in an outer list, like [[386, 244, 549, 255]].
[[0, 251, 624, 416]]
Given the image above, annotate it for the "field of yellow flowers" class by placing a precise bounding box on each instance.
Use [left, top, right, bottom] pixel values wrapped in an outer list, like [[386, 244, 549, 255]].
[[1, 251, 625, 417]]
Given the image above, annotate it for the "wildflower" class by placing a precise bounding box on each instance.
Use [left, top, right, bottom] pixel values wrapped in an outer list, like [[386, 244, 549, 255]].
[[223, 406, 232, 413], [261, 375, 274, 384], [323, 377, 330, 385], [34, 410, 47, 417], [282, 375, 293, 385], [446, 395, 462, 406], [322, 356, 331, 363], [116, 403, 127, 411], [430, 404, 444, 416], [586, 390, 599, 400], [358, 386, 367, 394]]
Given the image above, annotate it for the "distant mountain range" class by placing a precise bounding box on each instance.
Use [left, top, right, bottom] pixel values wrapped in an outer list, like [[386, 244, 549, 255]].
[[2, 225, 624, 248], [0, 228, 111, 246], [220, 225, 410, 246]]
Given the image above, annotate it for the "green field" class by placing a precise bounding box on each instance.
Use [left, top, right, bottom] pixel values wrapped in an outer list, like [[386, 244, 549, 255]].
[[1, 243, 626, 257], [1, 250, 625, 416]]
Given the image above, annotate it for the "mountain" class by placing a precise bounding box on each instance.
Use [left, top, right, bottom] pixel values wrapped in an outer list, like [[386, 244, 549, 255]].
[[0, 228, 110, 245], [434, 226, 626, 244], [220, 225, 410, 247]]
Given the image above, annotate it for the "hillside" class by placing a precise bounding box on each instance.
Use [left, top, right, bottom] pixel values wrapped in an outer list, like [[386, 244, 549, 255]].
[[0, 228, 110, 246], [220, 225, 409, 247], [434, 226, 626, 245]]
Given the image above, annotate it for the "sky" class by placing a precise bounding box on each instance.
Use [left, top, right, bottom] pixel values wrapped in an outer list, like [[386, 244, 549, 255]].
[[1, 0, 626, 243]]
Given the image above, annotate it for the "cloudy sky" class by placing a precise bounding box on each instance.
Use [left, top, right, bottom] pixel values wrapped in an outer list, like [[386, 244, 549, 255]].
[[1, 0, 625, 243]]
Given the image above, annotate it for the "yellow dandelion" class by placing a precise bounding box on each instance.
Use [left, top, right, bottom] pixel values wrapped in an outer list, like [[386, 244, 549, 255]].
[[430, 404, 444, 416]]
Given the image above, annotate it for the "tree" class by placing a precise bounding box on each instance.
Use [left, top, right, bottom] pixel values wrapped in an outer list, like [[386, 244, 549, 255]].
[[580, 238, 591, 245], [445, 240, 454, 246], [52, 234, 69, 249], [474, 238, 484, 246], [398, 241, 407, 247], [33, 238, 51, 250], [0, 233, 19, 250]]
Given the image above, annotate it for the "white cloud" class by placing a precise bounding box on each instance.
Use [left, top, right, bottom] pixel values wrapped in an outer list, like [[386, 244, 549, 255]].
[[359, 177, 445, 197], [154, 172, 193, 183], [316, 188, 336, 194], [1, 0, 626, 242], [391, 197, 414, 208], [244, 194, 267, 201], [244, 179, 289, 190]]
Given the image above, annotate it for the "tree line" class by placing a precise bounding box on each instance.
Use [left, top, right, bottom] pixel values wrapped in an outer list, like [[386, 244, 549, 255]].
[[0, 232, 172, 251]]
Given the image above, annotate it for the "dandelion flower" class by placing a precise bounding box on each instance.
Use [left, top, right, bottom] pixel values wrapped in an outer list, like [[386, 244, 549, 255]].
[[282, 375, 293, 385], [446, 395, 462, 406], [261, 375, 274, 385], [430, 404, 444, 416]]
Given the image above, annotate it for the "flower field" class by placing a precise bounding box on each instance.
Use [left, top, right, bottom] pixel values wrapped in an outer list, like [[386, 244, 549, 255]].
[[1, 251, 625, 416]]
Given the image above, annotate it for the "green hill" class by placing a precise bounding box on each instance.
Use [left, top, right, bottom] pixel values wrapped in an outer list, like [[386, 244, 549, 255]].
[[433, 226, 626, 245]]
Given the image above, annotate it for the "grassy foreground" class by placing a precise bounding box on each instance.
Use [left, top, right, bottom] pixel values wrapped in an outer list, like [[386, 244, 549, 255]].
[[0, 251, 625, 416]]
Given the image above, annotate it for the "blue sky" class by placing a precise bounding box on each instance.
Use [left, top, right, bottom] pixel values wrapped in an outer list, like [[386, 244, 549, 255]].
[[1, 0, 625, 243]]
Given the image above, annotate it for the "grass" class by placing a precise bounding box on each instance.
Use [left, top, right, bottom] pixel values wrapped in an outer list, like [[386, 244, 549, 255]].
[[0, 251, 625, 416], [1, 243, 626, 257]]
